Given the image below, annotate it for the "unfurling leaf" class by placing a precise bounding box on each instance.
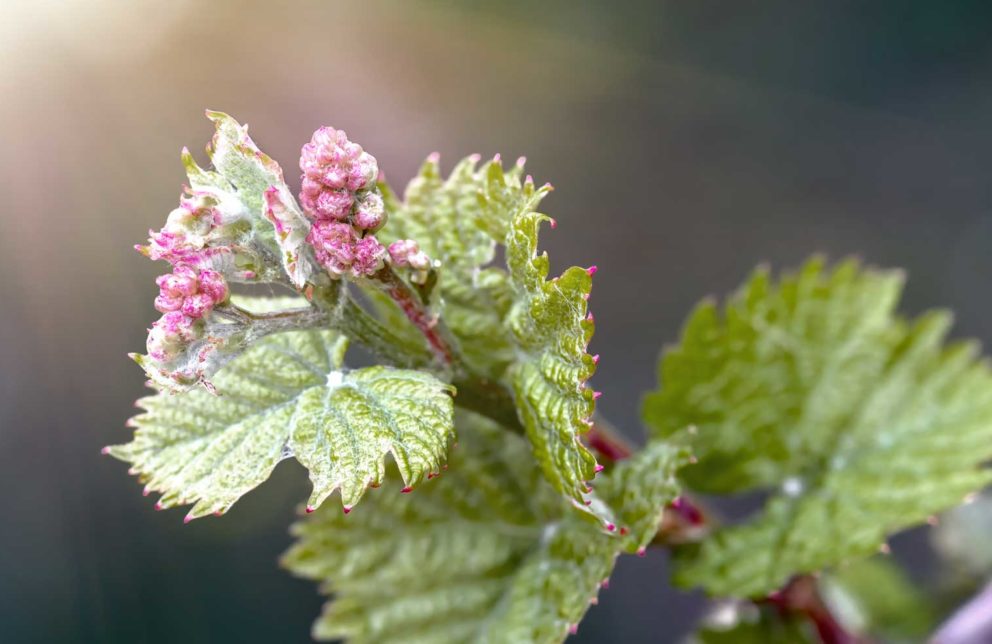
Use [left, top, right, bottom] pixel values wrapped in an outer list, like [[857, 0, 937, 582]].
[[644, 258, 992, 596], [283, 412, 685, 644], [106, 327, 455, 520], [505, 206, 599, 514]]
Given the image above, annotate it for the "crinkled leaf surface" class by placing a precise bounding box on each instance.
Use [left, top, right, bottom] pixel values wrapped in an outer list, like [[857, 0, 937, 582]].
[[106, 327, 455, 520], [644, 258, 992, 596], [378, 156, 527, 378], [283, 413, 685, 644], [505, 207, 599, 513], [596, 441, 692, 552]]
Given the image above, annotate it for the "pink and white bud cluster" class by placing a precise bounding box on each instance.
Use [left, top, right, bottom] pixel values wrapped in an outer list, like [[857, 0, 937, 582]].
[[299, 127, 388, 279], [387, 239, 432, 285], [140, 189, 255, 279], [146, 266, 229, 363]]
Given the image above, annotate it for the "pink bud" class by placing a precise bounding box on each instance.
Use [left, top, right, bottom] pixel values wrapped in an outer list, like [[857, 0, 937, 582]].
[[351, 236, 386, 277], [197, 270, 229, 304], [353, 192, 385, 231], [181, 293, 214, 319], [314, 189, 354, 221], [299, 126, 379, 219]]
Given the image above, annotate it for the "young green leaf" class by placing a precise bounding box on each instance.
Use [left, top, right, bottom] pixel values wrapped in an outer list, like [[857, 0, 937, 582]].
[[202, 110, 313, 286], [592, 440, 691, 552], [105, 327, 455, 520], [644, 258, 992, 597], [505, 206, 599, 514], [283, 413, 685, 644]]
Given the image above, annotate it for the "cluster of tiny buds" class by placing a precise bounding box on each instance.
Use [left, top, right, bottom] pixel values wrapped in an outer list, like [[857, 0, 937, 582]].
[[299, 127, 388, 279], [140, 186, 252, 279], [146, 266, 229, 363], [387, 239, 432, 285]]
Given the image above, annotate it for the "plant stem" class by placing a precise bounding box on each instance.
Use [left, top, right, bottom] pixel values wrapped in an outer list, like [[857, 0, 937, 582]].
[[764, 575, 863, 644], [372, 265, 457, 367]]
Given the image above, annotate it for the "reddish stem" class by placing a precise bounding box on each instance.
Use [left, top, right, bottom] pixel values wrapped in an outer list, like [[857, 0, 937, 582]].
[[586, 422, 633, 462], [376, 266, 453, 365], [764, 575, 863, 644]]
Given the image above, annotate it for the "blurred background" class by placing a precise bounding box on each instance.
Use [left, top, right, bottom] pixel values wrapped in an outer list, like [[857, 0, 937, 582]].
[[3, 0, 992, 641]]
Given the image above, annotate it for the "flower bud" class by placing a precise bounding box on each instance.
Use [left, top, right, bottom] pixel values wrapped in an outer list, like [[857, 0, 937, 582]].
[[146, 311, 200, 363], [307, 220, 356, 276], [353, 192, 385, 231], [299, 127, 378, 217], [351, 236, 386, 277], [153, 266, 229, 317], [388, 239, 432, 283]]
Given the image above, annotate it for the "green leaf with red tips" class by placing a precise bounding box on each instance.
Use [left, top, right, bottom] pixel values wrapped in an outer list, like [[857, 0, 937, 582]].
[[504, 207, 601, 515], [595, 440, 694, 553], [644, 257, 992, 597], [105, 321, 455, 520], [283, 412, 661, 644]]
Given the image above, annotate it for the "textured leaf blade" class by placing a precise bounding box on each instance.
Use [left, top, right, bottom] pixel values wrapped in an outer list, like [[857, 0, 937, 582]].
[[106, 330, 455, 519], [597, 441, 693, 552], [505, 207, 599, 512], [644, 258, 992, 596], [283, 413, 656, 644]]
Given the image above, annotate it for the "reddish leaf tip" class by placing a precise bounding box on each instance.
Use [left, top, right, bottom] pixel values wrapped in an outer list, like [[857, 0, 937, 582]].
[[594, 463, 605, 473], [305, 505, 316, 514], [400, 486, 414, 494], [636, 547, 647, 557], [549, 217, 557, 229], [586, 265, 598, 276], [100, 446, 111, 455], [183, 514, 194, 524], [592, 354, 600, 365], [592, 391, 603, 401], [605, 522, 616, 532], [568, 624, 578, 635], [342, 505, 352, 515]]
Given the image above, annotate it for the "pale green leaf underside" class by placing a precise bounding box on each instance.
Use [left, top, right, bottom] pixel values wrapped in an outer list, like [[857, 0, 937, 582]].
[[378, 156, 526, 378], [644, 258, 992, 597], [107, 328, 455, 519], [506, 208, 599, 511], [283, 413, 665, 644]]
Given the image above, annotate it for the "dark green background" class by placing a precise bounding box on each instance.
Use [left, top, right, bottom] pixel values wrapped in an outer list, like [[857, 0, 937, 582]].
[[2, 1, 992, 641]]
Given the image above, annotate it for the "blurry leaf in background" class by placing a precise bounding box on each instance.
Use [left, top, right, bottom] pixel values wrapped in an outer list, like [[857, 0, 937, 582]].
[[821, 557, 934, 642], [691, 602, 814, 644], [932, 490, 992, 581], [646, 258, 992, 596]]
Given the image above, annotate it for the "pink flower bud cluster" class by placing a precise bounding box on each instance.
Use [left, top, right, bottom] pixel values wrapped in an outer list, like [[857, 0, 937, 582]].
[[146, 266, 229, 363], [387, 239, 432, 284], [139, 189, 256, 280], [299, 127, 387, 278]]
